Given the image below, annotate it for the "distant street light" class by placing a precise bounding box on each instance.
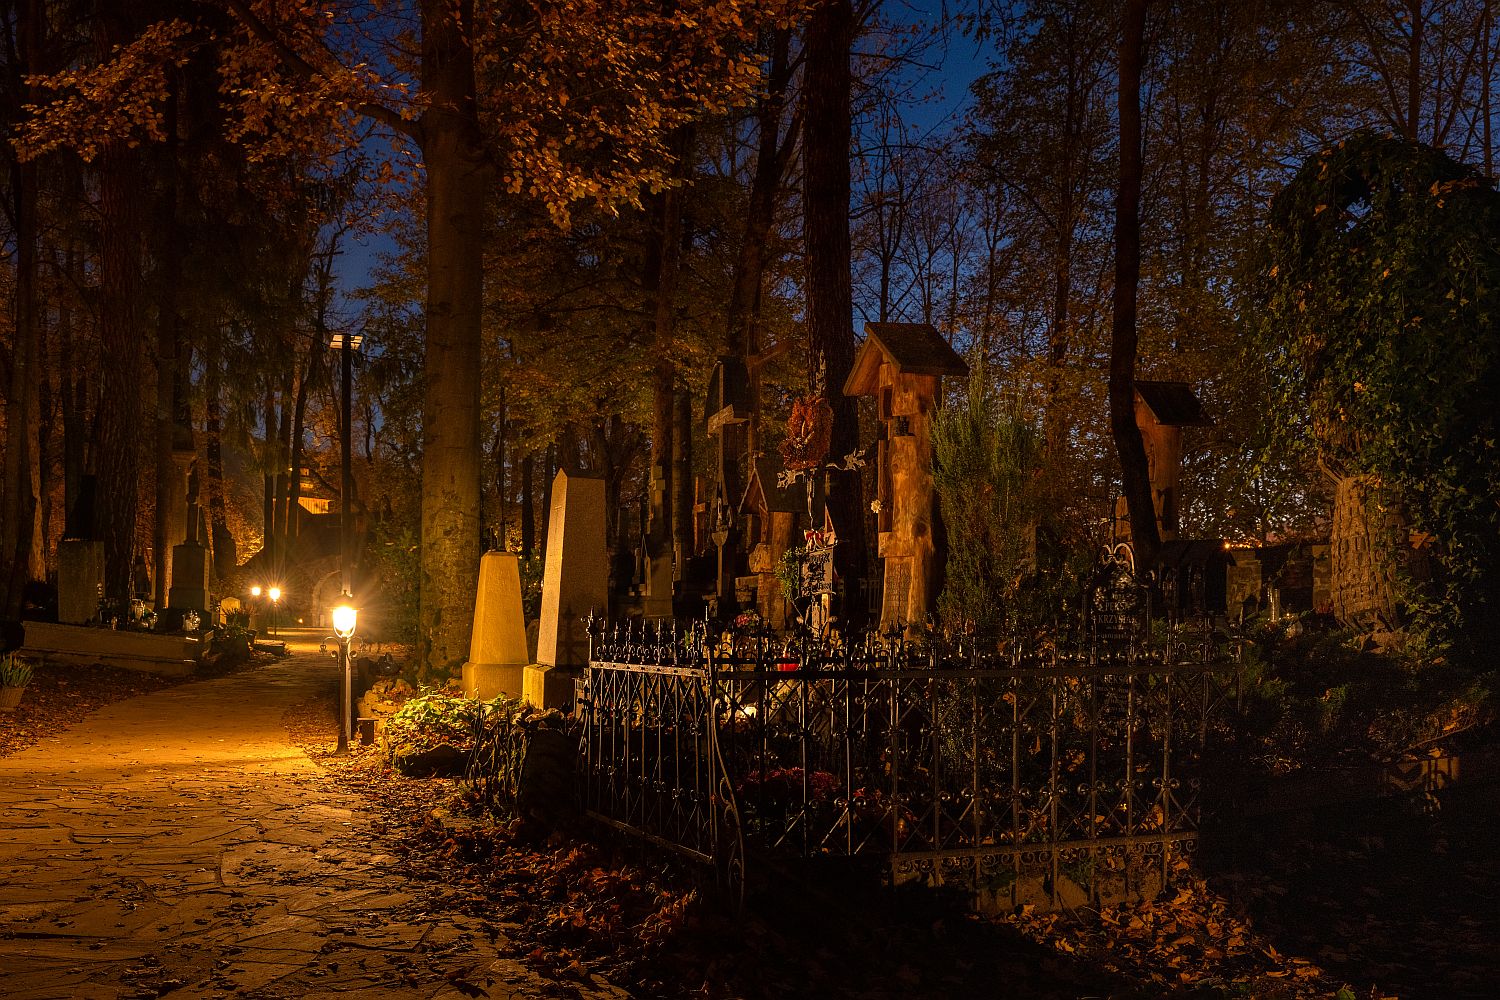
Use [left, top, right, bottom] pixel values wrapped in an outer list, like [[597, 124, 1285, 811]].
[[249, 585, 263, 636], [268, 586, 282, 638], [331, 599, 358, 753]]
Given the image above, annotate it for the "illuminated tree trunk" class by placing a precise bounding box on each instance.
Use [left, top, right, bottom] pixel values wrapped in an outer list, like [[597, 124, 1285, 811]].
[[1110, 0, 1160, 566], [803, 0, 865, 622], [416, 0, 487, 671]]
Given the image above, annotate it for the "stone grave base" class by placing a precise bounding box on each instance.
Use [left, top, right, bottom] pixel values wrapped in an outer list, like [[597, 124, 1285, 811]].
[[21, 622, 199, 676], [461, 661, 525, 702], [522, 664, 579, 710]]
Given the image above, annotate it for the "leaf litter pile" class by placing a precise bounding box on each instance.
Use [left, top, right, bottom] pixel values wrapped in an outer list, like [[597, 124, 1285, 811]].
[[285, 686, 1489, 1000]]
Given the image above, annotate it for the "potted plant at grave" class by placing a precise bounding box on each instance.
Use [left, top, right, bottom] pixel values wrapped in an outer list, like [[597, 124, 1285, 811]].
[[0, 652, 34, 712]]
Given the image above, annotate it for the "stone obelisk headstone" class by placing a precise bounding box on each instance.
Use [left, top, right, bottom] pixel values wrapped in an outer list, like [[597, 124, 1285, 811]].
[[526, 469, 607, 708], [462, 551, 529, 700]]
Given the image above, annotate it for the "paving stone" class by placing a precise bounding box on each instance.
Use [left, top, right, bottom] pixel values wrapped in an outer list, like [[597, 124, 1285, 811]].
[[0, 638, 622, 1000]]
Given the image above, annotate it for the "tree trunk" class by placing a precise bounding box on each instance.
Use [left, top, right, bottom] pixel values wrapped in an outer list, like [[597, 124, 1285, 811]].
[[643, 129, 691, 614], [540, 442, 556, 556], [262, 390, 276, 570], [287, 350, 311, 554], [273, 367, 293, 566], [35, 275, 53, 579], [1109, 0, 1160, 567], [726, 29, 790, 494], [2, 150, 37, 616], [803, 0, 865, 623], [1, 0, 41, 614], [204, 339, 236, 580], [725, 29, 791, 361], [520, 450, 535, 559], [672, 386, 693, 571], [417, 0, 487, 672], [93, 0, 147, 609], [57, 223, 89, 537], [154, 98, 186, 609], [491, 391, 506, 549], [1407, 0, 1423, 142]]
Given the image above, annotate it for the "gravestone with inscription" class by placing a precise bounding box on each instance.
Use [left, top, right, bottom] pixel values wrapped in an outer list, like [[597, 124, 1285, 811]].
[[1086, 544, 1148, 645]]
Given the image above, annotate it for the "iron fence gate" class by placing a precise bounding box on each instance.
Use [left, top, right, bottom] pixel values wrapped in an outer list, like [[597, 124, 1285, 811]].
[[576, 613, 1237, 909]]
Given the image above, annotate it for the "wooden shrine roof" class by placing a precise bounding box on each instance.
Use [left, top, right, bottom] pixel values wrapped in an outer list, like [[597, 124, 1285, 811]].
[[844, 322, 969, 396], [1135, 380, 1211, 426]]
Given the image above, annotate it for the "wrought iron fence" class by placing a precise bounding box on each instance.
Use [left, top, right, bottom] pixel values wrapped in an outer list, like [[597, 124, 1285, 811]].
[[575, 551, 1240, 909]]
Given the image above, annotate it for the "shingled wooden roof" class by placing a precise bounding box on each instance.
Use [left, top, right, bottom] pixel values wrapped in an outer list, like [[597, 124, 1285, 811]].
[[1135, 380, 1211, 426], [843, 322, 969, 396]]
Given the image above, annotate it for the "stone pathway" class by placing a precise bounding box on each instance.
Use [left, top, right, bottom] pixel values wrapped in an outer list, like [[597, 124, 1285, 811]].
[[0, 634, 599, 1000]]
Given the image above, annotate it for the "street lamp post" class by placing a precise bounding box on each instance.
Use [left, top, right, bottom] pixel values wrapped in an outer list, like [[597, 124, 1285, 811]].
[[329, 332, 362, 597], [331, 600, 358, 753], [268, 586, 281, 638], [328, 333, 362, 754]]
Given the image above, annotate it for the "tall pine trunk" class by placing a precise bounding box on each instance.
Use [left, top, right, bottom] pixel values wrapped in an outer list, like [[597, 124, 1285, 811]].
[[803, 0, 865, 623], [1109, 0, 1160, 566], [417, 0, 487, 671]]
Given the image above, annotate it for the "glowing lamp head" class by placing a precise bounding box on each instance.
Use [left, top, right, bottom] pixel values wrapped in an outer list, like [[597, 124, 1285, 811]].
[[332, 603, 358, 640], [250, 585, 262, 598], [268, 586, 282, 603]]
